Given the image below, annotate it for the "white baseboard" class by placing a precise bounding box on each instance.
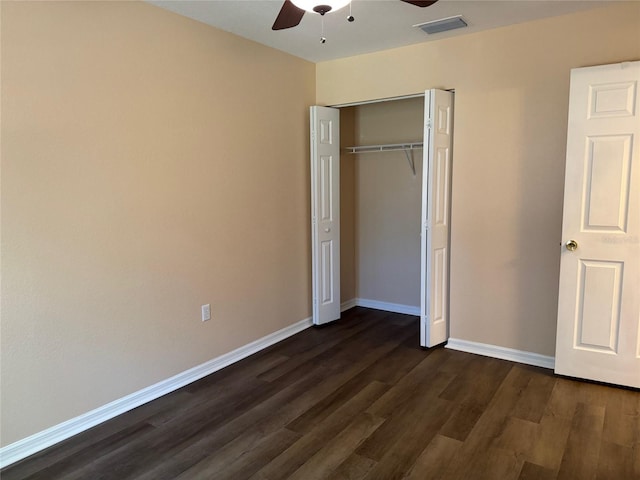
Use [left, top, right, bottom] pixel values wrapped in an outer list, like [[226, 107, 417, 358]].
[[446, 338, 555, 370], [355, 298, 420, 316], [340, 298, 358, 312], [0, 316, 313, 469]]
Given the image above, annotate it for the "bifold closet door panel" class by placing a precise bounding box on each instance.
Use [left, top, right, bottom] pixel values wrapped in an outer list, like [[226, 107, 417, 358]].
[[310, 106, 341, 325]]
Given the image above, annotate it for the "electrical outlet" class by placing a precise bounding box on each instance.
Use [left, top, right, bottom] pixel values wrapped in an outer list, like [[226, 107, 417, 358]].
[[201, 304, 211, 322]]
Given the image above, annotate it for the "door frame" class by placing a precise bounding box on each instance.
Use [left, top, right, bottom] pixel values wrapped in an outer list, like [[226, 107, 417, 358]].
[[312, 90, 455, 343]]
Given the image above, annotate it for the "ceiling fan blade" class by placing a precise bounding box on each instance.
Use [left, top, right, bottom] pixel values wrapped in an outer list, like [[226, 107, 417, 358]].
[[400, 0, 439, 7], [272, 0, 306, 30]]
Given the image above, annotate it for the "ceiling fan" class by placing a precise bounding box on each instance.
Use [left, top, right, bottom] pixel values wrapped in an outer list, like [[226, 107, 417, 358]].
[[272, 0, 439, 30]]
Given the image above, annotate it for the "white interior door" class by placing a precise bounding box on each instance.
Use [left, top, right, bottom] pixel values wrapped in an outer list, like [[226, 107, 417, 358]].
[[555, 62, 640, 388], [421, 89, 454, 347], [310, 106, 341, 325]]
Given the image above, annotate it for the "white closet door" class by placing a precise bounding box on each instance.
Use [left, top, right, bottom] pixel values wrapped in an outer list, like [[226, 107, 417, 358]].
[[420, 89, 453, 348], [555, 62, 640, 388], [310, 106, 341, 325]]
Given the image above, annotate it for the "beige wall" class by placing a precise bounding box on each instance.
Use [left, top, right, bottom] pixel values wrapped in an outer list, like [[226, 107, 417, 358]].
[[318, 3, 640, 356], [352, 98, 424, 306], [1, 1, 315, 446]]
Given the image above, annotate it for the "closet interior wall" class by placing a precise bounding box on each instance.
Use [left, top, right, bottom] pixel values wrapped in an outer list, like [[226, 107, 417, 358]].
[[340, 97, 425, 310]]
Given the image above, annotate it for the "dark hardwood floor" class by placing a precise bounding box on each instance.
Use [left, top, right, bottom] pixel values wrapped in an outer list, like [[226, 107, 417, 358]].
[[3, 307, 639, 480]]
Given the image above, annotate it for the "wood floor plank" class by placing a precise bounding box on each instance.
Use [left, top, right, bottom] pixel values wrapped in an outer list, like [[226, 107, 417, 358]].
[[439, 365, 534, 479], [286, 341, 424, 434], [509, 369, 557, 424], [438, 355, 510, 405], [402, 434, 462, 480], [14, 422, 156, 480], [493, 416, 539, 459], [438, 402, 485, 442], [358, 397, 454, 478], [363, 340, 426, 385], [287, 413, 385, 480], [471, 446, 525, 480], [556, 402, 605, 480], [440, 358, 512, 440], [537, 378, 579, 420], [365, 348, 454, 419], [248, 381, 389, 480], [358, 393, 450, 462], [574, 380, 612, 408], [145, 376, 269, 428], [595, 440, 636, 480], [518, 378, 577, 472], [438, 363, 512, 442], [257, 313, 386, 383], [173, 428, 301, 480], [524, 408, 572, 471], [325, 454, 377, 480], [183, 350, 289, 395], [518, 461, 557, 480], [130, 372, 328, 480], [240, 379, 385, 477], [601, 386, 640, 448]]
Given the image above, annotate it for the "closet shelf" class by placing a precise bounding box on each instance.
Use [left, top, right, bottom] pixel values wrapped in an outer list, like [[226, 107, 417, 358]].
[[345, 142, 423, 176], [345, 142, 423, 154]]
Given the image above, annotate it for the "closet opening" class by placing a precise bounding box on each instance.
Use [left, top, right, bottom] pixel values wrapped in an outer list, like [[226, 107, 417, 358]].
[[339, 96, 425, 318], [310, 90, 454, 347]]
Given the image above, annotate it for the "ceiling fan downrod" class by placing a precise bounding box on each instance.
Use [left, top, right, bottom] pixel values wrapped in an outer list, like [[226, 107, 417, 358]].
[[320, 14, 326, 43]]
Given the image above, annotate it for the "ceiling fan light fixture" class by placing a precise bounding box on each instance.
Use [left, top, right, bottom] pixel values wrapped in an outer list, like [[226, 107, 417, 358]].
[[291, 0, 351, 15]]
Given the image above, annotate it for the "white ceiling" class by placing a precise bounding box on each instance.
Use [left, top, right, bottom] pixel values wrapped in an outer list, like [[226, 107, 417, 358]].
[[149, 0, 614, 63]]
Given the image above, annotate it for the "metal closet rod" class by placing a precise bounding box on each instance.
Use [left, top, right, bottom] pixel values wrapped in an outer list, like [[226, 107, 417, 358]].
[[344, 142, 423, 154], [345, 142, 423, 176]]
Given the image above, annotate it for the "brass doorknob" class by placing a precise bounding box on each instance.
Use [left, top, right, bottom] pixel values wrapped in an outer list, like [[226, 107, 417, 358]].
[[566, 240, 578, 251]]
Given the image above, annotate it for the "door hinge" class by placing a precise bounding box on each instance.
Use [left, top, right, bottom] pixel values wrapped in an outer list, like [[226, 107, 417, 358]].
[[425, 119, 433, 130]]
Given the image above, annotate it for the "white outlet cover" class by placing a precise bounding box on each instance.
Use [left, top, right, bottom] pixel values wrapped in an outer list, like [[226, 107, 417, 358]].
[[201, 304, 211, 322]]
